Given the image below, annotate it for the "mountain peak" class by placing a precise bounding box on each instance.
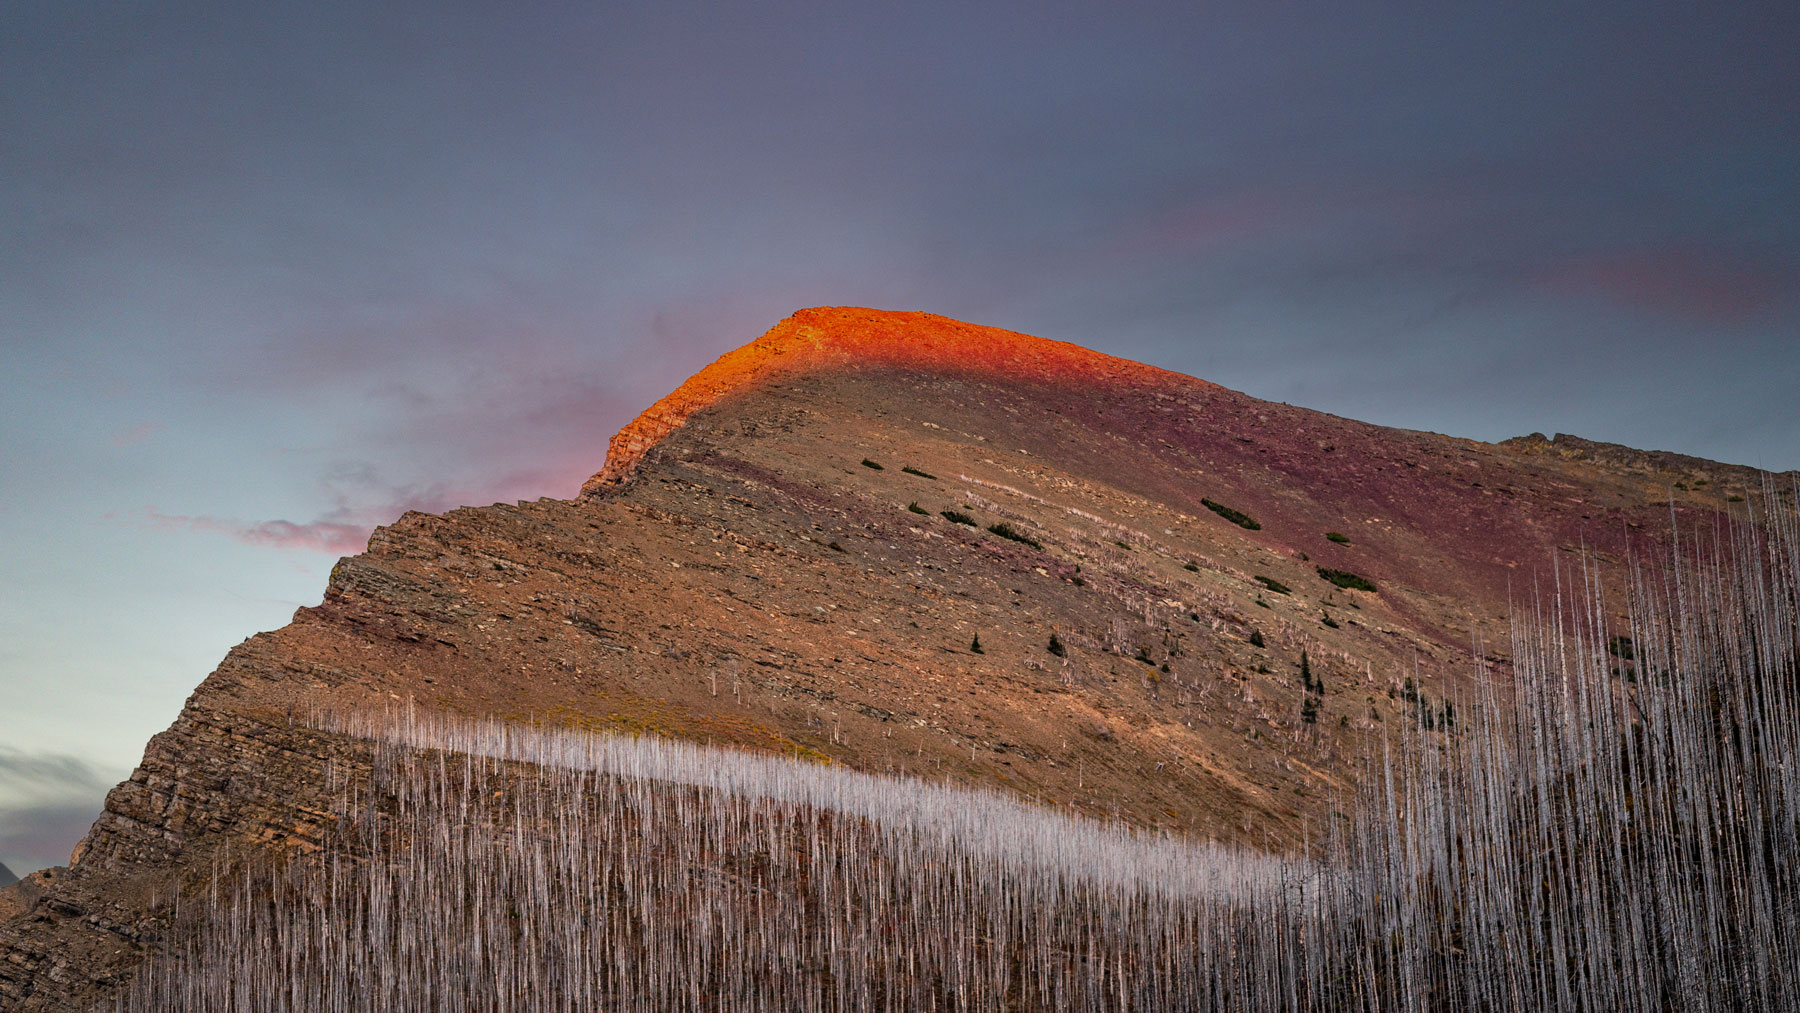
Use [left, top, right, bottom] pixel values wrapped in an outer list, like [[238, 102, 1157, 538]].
[[583, 307, 1205, 491], [11, 304, 1782, 1006]]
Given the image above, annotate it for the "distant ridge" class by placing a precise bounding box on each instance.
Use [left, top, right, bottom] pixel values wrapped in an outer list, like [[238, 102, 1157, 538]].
[[0, 863, 16, 889], [1501, 431, 1799, 485]]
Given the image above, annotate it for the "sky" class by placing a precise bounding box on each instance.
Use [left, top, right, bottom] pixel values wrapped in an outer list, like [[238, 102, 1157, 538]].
[[2, 0, 1796, 874]]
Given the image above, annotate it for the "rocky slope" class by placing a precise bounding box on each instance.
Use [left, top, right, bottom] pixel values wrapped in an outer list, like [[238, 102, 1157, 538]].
[[1, 307, 1787, 1009], [0, 870, 55, 928], [0, 868, 56, 926]]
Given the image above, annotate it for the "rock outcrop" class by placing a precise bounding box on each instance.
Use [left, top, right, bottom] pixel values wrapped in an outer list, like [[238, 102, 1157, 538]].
[[0, 869, 54, 923]]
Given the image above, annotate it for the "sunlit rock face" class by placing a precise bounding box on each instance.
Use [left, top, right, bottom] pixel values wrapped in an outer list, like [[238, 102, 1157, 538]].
[[2, 308, 1787, 1009], [586, 307, 1211, 490]]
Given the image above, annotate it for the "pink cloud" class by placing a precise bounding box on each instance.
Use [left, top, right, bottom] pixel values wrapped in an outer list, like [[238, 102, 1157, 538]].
[[1539, 244, 1793, 322], [142, 510, 372, 555], [229, 519, 374, 554], [111, 422, 163, 449], [123, 295, 768, 561], [134, 463, 600, 558], [1113, 191, 1296, 259]]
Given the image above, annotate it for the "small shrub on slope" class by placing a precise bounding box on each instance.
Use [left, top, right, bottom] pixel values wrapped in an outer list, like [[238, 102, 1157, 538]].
[[1316, 567, 1376, 592], [986, 523, 1041, 549], [1201, 498, 1261, 530]]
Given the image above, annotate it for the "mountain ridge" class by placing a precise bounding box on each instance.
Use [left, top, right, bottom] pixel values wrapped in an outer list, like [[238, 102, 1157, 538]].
[[2, 308, 1785, 1009], [1502, 430, 1796, 486]]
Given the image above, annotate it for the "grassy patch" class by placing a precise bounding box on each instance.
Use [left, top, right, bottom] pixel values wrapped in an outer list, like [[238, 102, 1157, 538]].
[[1325, 531, 1351, 544], [1201, 498, 1261, 530], [861, 458, 884, 470], [1047, 632, 1066, 657], [901, 465, 936, 479], [941, 510, 977, 526], [1316, 567, 1377, 592], [1254, 575, 1292, 595], [907, 502, 929, 515]]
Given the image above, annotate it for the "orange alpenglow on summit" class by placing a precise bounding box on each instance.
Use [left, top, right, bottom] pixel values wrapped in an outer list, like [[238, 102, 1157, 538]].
[[585, 306, 1213, 491]]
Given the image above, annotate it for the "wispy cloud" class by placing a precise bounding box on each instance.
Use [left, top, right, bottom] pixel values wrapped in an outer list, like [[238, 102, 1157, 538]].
[[0, 749, 112, 874], [0, 749, 108, 807], [110, 421, 163, 449], [1538, 243, 1796, 322], [143, 510, 373, 556], [134, 454, 612, 557], [0, 801, 104, 875]]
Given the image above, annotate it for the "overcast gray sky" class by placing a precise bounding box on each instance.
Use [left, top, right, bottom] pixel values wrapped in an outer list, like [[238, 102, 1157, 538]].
[[3, 0, 1796, 874]]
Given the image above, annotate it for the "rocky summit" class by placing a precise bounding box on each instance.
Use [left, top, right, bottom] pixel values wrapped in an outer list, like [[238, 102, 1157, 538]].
[[1, 307, 1787, 1009]]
